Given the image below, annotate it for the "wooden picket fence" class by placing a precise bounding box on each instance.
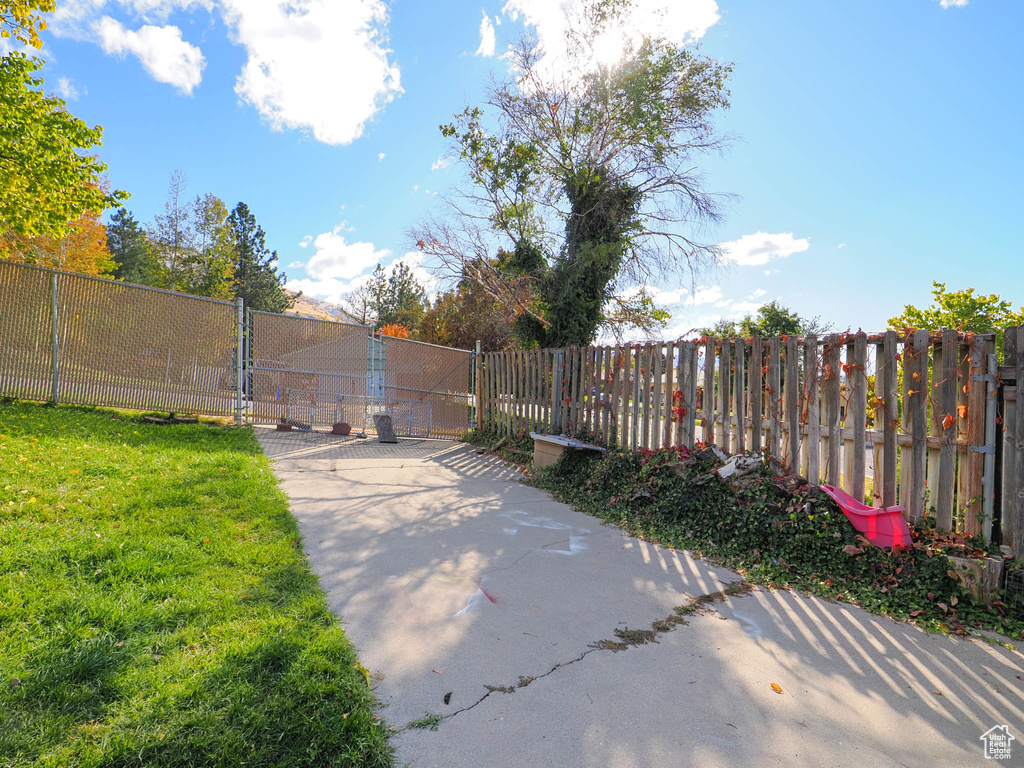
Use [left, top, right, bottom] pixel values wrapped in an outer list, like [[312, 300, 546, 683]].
[[477, 328, 1024, 545]]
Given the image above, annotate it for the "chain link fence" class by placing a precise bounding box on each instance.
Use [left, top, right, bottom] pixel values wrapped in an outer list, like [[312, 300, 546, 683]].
[[381, 336, 473, 439], [1, 261, 238, 415], [247, 311, 370, 425], [1, 261, 474, 438]]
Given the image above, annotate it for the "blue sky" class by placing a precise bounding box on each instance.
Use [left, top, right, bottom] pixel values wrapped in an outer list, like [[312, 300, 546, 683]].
[[22, 0, 1024, 337]]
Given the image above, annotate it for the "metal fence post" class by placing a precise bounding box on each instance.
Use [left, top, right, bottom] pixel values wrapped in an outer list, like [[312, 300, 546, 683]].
[[51, 272, 59, 405], [235, 296, 244, 426]]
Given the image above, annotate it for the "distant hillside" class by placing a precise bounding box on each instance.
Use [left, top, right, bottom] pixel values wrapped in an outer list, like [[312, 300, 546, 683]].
[[284, 290, 365, 326]]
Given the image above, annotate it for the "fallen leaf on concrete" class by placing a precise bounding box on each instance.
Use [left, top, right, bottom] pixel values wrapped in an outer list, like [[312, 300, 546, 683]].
[[443, 692, 452, 705], [432, 669, 442, 674], [932, 690, 943, 696], [770, 683, 783, 694]]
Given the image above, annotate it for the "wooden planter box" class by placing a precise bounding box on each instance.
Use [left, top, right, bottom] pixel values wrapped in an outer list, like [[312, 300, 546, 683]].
[[530, 432, 606, 468]]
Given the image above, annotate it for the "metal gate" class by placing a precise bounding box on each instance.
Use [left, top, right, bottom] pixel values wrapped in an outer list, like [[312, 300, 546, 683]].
[[246, 310, 472, 439]]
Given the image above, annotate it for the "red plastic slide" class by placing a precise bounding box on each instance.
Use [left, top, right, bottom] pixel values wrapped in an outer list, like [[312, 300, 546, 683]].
[[820, 484, 912, 549]]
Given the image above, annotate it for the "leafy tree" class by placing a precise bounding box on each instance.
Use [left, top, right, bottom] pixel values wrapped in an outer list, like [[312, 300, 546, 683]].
[[740, 301, 832, 337], [413, 0, 732, 347], [602, 288, 671, 343], [378, 323, 410, 339], [188, 193, 234, 299], [150, 170, 196, 291], [418, 268, 521, 350], [143, 181, 236, 298], [700, 301, 831, 338], [888, 282, 1024, 335], [1, 209, 116, 276], [889, 282, 1024, 362], [107, 208, 158, 285], [227, 201, 291, 313], [0, 53, 125, 239], [1, 0, 53, 49], [698, 317, 742, 339]]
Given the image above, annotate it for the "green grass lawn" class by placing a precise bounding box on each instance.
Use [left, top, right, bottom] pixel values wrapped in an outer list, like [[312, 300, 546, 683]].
[[0, 400, 393, 768]]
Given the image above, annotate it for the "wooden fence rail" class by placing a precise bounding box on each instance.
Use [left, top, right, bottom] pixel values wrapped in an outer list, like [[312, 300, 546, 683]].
[[478, 329, 1018, 543]]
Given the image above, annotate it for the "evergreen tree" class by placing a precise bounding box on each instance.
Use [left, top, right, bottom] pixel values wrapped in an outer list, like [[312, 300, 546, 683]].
[[227, 201, 291, 313], [363, 261, 428, 332], [107, 208, 158, 285]]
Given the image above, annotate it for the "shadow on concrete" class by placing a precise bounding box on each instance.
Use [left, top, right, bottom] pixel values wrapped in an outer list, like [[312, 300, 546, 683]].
[[256, 428, 1024, 767]]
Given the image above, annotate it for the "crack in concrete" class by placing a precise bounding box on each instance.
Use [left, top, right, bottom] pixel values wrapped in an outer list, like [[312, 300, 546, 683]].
[[402, 580, 757, 732], [482, 530, 598, 575], [431, 647, 601, 725], [482, 547, 541, 575]]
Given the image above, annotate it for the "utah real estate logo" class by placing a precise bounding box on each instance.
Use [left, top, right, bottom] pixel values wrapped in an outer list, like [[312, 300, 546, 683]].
[[980, 725, 1015, 760]]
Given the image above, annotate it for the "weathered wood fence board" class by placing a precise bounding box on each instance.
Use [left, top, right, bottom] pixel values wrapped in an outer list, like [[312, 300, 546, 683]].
[[1005, 326, 1023, 555]]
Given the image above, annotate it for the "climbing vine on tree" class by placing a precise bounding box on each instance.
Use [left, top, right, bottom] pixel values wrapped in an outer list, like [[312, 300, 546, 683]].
[[413, 0, 732, 347]]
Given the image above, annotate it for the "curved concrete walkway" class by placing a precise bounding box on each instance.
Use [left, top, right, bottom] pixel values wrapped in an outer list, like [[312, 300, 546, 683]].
[[256, 428, 1024, 768]]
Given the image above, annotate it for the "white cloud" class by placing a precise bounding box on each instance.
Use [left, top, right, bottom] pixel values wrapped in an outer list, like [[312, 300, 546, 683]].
[[305, 229, 391, 280], [648, 287, 686, 305], [719, 231, 809, 267], [940, 0, 968, 7], [221, 0, 402, 146], [49, 0, 109, 38], [430, 156, 451, 171], [56, 77, 83, 100], [377, 152, 386, 161], [686, 285, 723, 306], [476, 9, 496, 56], [502, 0, 720, 82], [298, 235, 313, 248], [617, 283, 721, 308], [94, 17, 205, 94], [288, 274, 370, 305], [837, 243, 846, 249], [287, 261, 305, 269], [749, 288, 767, 299], [728, 300, 764, 316], [290, 247, 438, 304]]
